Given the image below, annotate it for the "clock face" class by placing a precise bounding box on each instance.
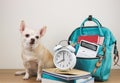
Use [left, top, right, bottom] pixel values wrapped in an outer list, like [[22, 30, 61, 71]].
[[54, 49, 76, 70]]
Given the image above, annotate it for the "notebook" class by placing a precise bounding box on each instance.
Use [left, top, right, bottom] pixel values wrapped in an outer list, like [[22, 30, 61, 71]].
[[78, 35, 104, 45]]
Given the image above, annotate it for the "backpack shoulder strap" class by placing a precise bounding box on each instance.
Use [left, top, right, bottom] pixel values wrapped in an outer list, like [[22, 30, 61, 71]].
[[113, 41, 120, 66]]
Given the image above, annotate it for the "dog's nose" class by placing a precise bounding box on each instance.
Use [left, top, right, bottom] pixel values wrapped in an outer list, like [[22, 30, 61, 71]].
[[30, 38, 35, 44]]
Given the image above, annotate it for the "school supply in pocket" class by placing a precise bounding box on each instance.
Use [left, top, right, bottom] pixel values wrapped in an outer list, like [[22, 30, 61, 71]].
[[76, 40, 99, 58], [68, 15, 119, 81], [78, 35, 104, 45]]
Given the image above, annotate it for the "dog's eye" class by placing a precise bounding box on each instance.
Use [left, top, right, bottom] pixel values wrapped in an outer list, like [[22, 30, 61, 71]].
[[25, 34, 30, 38], [35, 36, 39, 39]]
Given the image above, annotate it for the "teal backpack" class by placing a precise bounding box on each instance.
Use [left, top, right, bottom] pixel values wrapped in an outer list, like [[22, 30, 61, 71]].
[[68, 15, 119, 81]]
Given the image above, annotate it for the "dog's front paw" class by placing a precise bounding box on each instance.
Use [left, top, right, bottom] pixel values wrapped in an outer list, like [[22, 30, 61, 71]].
[[23, 74, 29, 80], [23, 76, 29, 80], [36, 76, 42, 81]]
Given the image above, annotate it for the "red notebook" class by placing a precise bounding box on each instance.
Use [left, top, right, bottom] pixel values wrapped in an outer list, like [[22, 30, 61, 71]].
[[78, 35, 104, 45]]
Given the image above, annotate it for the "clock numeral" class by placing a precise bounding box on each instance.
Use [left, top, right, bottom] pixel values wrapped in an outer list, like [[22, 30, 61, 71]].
[[66, 64, 68, 67], [58, 54, 60, 57], [62, 65, 64, 68], [56, 57, 58, 60], [59, 64, 61, 67], [68, 62, 70, 65]]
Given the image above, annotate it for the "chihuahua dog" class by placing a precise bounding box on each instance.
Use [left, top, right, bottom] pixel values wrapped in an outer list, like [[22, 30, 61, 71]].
[[16, 21, 54, 81]]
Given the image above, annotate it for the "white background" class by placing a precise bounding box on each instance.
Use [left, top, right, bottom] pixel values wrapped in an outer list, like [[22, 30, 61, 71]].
[[0, 0, 120, 69]]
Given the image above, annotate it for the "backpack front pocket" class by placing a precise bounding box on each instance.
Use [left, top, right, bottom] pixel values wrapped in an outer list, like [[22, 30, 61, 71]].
[[75, 57, 103, 80]]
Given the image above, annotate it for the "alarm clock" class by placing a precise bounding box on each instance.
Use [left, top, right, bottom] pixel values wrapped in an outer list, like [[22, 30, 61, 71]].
[[53, 40, 76, 71]]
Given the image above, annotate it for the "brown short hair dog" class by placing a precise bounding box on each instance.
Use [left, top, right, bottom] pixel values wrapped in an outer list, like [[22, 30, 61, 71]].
[[16, 21, 54, 81]]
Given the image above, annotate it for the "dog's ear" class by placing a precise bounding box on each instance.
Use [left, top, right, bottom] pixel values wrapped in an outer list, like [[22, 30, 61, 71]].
[[40, 26, 47, 37], [20, 20, 25, 33]]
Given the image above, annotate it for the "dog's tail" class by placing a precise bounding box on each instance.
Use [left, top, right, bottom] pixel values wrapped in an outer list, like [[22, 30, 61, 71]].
[[15, 71, 25, 76]]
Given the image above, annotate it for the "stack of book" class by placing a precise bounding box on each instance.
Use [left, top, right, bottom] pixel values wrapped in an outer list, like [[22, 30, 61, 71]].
[[42, 68, 94, 83]]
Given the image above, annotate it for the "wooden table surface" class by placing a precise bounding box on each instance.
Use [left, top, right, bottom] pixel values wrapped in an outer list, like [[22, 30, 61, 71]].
[[0, 69, 120, 83]]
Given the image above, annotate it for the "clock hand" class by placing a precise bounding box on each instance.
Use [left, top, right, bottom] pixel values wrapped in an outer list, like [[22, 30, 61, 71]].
[[57, 53, 65, 64], [63, 52, 65, 61], [57, 59, 64, 64]]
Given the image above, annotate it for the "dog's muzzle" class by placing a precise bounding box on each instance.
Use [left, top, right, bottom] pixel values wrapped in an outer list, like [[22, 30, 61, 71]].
[[30, 38, 35, 45]]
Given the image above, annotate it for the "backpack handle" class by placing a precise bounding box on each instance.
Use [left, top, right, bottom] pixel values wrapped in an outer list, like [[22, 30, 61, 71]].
[[80, 15, 104, 36]]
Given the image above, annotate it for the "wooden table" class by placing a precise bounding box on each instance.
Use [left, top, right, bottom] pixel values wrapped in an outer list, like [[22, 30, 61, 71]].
[[0, 69, 120, 83]]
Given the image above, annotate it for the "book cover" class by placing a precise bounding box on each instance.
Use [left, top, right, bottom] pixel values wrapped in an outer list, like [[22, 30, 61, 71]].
[[78, 35, 99, 44], [42, 78, 65, 83], [78, 35, 104, 45]]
